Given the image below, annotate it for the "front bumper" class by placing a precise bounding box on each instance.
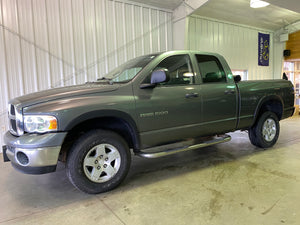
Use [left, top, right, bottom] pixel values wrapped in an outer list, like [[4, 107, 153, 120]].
[[3, 131, 67, 174]]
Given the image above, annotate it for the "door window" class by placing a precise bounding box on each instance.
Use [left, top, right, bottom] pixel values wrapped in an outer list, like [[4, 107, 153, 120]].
[[154, 55, 194, 86], [196, 55, 226, 83]]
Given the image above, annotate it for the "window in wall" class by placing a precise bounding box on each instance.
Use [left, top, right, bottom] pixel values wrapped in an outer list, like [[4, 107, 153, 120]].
[[196, 55, 226, 83], [283, 61, 300, 105], [154, 54, 194, 86], [232, 70, 248, 81], [283, 61, 294, 82]]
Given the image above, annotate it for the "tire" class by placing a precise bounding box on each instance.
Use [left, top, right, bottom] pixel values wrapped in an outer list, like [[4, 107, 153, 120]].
[[66, 129, 131, 194], [248, 111, 280, 148]]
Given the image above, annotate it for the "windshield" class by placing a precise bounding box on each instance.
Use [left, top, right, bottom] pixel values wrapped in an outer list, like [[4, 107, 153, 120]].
[[97, 54, 158, 83]]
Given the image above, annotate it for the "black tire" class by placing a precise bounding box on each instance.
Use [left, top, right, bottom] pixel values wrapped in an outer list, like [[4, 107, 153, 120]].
[[248, 111, 280, 148], [66, 129, 131, 194]]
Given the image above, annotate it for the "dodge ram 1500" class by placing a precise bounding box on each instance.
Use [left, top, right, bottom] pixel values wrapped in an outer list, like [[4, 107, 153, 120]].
[[2, 51, 295, 193]]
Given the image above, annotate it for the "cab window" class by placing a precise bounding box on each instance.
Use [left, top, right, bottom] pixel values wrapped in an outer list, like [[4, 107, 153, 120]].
[[196, 55, 226, 83], [154, 54, 194, 86]]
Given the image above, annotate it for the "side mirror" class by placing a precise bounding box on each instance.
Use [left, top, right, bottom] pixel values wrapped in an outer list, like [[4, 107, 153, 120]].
[[140, 69, 169, 89], [234, 75, 241, 83], [151, 69, 169, 84]]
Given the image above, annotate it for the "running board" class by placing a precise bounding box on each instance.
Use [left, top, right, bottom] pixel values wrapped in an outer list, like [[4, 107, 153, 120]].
[[136, 134, 231, 159]]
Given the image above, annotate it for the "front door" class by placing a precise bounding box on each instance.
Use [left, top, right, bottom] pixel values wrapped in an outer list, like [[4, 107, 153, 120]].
[[134, 54, 202, 148]]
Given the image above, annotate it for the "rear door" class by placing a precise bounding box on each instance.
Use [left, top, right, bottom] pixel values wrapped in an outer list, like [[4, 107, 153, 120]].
[[195, 54, 237, 134]]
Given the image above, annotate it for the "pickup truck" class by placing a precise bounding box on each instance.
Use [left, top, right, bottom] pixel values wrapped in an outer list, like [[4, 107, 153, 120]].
[[2, 51, 295, 194]]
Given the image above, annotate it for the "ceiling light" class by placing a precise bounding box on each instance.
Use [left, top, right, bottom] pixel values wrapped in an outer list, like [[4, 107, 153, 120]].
[[250, 0, 270, 8]]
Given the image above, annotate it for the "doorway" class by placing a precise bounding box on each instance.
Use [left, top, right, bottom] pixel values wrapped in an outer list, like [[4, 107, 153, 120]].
[[283, 60, 300, 107]]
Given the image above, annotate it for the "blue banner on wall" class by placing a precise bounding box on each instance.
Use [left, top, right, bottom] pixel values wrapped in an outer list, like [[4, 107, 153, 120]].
[[258, 32, 270, 66]]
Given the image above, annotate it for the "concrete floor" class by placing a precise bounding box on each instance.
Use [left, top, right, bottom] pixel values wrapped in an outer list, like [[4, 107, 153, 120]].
[[1, 115, 300, 225]]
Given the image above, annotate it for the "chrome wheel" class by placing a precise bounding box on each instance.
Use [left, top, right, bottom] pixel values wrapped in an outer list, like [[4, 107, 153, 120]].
[[83, 143, 121, 183], [249, 111, 279, 148], [262, 118, 276, 142]]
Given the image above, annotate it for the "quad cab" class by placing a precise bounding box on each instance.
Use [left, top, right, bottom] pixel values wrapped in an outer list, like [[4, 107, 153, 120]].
[[3, 51, 295, 194]]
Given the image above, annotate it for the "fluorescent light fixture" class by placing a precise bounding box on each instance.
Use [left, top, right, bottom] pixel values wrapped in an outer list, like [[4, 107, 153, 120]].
[[250, 0, 270, 8]]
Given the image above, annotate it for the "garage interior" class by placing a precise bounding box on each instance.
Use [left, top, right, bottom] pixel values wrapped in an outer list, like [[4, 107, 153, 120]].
[[1, 0, 300, 224]]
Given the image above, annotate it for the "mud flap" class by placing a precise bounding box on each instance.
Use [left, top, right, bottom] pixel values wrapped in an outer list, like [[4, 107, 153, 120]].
[[2, 145, 10, 162]]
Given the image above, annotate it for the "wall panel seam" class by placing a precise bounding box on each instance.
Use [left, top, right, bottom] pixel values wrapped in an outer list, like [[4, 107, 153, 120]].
[[131, 4, 136, 58], [113, 0, 118, 65], [45, 0, 52, 89], [70, 0, 77, 84], [149, 8, 152, 52], [30, 0, 38, 91], [140, 6, 144, 55], [122, 2, 127, 62], [0, 0, 9, 110], [102, 0, 108, 74], [82, 0, 88, 83], [15, 0, 25, 95], [58, 0, 65, 87], [93, 0, 100, 79]]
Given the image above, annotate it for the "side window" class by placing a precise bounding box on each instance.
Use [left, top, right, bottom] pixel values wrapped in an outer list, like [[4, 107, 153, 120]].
[[196, 55, 226, 83], [154, 55, 194, 86]]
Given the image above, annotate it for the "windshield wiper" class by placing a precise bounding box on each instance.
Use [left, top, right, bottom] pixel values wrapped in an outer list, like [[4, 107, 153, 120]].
[[97, 77, 111, 81], [96, 77, 114, 85]]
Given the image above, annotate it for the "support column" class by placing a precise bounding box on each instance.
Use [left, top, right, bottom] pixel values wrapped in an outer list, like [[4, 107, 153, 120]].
[[172, 0, 209, 50]]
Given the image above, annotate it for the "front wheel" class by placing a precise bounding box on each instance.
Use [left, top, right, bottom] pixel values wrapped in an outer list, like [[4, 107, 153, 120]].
[[66, 129, 131, 194], [248, 111, 280, 148]]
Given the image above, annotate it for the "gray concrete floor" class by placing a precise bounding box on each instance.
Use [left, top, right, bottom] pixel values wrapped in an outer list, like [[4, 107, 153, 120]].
[[1, 115, 300, 225]]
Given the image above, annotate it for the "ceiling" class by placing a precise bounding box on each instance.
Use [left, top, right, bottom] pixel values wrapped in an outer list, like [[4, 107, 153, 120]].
[[266, 0, 300, 14], [130, 0, 300, 31], [129, 0, 182, 10], [193, 0, 300, 31]]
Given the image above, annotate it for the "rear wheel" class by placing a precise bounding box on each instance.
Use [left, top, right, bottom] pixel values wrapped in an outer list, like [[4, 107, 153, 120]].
[[66, 129, 131, 194], [248, 111, 279, 148]]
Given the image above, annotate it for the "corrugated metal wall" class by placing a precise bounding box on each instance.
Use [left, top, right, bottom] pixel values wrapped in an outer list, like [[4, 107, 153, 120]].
[[0, 0, 172, 152], [187, 16, 274, 80]]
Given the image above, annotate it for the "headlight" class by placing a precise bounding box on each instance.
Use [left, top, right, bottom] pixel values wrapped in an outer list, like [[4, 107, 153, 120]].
[[24, 115, 58, 133]]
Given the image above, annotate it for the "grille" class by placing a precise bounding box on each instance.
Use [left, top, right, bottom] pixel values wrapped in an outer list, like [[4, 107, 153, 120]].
[[10, 119, 17, 131], [10, 104, 15, 115], [8, 104, 24, 136]]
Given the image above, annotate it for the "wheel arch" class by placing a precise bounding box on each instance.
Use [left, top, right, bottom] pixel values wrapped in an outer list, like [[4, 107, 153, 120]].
[[60, 110, 140, 161], [253, 95, 284, 125]]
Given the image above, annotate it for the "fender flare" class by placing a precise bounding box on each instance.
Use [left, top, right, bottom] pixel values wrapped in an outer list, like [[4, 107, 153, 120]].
[[253, 95, 284, 124], [65, 110, 140, 150]]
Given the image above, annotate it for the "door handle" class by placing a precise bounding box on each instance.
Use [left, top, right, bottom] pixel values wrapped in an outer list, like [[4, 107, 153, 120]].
[[185, 93, 199, 98], [224, 90, 235, 95]]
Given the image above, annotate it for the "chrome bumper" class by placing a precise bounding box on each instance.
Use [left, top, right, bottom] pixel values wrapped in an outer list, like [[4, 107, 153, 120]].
[[3, 131, 67, 174], [5, 145, 61, 167]]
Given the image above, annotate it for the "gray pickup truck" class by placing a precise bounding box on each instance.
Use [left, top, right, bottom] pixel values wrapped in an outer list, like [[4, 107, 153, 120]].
[[3, 51, 295, 194]]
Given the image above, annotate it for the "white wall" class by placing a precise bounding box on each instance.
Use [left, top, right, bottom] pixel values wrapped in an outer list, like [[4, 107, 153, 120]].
[[0, 0, 172, 152], [172, 0, 209, 50], [273, 40, 285, 78], [186, 15, 278, 80]]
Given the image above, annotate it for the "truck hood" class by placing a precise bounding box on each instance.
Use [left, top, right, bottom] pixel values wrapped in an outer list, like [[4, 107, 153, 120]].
[[11, 83, 119, 107]]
